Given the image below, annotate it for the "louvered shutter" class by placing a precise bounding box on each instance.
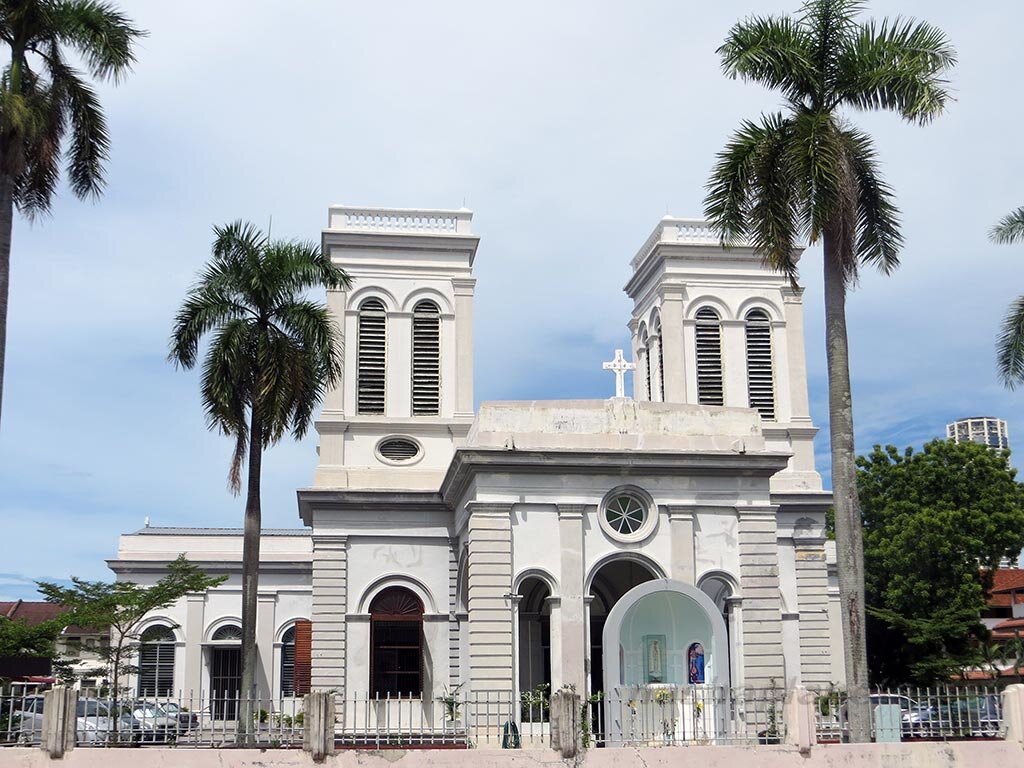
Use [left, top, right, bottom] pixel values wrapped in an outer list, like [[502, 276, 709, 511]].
[[138, 626, 175, 697], [357, 299, 387, 414], [280, 627, 296, 696], [745, 309, 775, 420], [411, 301, 440, 415], [695, 308, 724, 406]]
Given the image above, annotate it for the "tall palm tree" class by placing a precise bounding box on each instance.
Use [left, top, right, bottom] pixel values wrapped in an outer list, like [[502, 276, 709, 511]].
[[0, 0, 144, 428], [989, 208, 1024, 387], [170, 221, 348, 742], [704, 0, 954, 741]]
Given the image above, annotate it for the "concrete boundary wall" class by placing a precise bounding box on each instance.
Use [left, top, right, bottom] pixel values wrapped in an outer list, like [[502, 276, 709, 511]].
[[1, 743, 1021, 768]]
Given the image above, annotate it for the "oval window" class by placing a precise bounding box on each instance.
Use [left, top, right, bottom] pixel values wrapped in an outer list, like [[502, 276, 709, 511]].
[[378, 438, 421, 462]]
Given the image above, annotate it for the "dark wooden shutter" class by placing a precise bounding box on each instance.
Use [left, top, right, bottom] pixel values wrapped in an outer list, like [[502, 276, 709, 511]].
[[293, 620, 312, 696]]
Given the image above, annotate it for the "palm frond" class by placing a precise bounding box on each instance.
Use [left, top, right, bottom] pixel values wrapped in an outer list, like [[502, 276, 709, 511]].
[[997, 296, 1024, 390], [836, 17, 956, 123], [840, 126, 902, 274], [785, 109, 846, 244], [717, 14, 818, 103], [50, 0, 145, 82], [801, 0, 866, 98], [48, 55, 109, 199], [990, 207, 1024, 245]]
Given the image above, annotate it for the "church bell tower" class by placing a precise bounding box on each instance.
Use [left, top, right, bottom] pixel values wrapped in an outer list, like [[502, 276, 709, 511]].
[[313, 206, 479, 490]]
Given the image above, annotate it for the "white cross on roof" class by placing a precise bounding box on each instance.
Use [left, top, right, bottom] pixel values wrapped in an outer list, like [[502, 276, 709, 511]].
[[602, 349, 636, 399]]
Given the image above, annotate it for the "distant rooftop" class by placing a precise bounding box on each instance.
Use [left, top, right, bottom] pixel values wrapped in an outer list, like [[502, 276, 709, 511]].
[[130, 526, 309, 537]]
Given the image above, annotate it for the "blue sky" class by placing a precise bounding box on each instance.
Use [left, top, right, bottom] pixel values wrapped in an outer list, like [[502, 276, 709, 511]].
[[1, 0, 1023, 600]]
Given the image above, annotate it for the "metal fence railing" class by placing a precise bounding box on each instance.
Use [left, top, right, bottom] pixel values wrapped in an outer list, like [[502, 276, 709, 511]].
[[590, 686, 787, 747], [1, 688, 304, 748], [812, 685, 1005, 743], [1, 683, 1009, 749]]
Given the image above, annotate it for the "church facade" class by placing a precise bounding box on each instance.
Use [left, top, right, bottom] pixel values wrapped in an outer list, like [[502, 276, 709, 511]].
[[109, 205, 842, 710]]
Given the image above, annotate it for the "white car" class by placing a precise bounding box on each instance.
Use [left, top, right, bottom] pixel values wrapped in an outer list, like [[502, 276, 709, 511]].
[[16, 695, 122, 744]]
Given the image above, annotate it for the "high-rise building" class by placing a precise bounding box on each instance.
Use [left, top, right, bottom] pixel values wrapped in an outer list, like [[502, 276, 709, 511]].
[[946, 416, 1010, 450]]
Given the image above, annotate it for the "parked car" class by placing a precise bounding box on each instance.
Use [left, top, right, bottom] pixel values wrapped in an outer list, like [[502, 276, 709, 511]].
[[153, 701, 198, 730], [123, 702, 181, 742], [16, 696, 122, 744], [836, 694, 934, 739], [911, 695, 1003, 739]]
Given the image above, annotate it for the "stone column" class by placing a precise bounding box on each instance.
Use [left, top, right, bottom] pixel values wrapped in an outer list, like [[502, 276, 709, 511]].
[[452, 278, 476, 419], [257, 593, 276, 698], [737, 506, 785, 688], [659, 288, 686, 402], [794, 530, 832, 689], [389, 311, 413, 417], [781, 287, 812, 423], [722, 319, 748, 409], [322, 289, 347, 415], [311, 534, 348, 693], [466, 502, 514, 692], [184, 593, 205, 697], [666, 505, 696, 583], [557, 504, 587, 693]]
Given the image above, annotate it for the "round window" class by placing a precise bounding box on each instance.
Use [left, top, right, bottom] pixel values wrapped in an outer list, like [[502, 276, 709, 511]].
[[376, 437, 422, 464], [605, 495, 647, 535], [598, 487, 657, 543]]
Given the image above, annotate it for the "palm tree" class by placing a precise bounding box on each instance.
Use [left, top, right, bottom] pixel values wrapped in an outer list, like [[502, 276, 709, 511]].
[[704, 0, 954, 741], [169, 221, 348, 742], [0, 0, 144, 428], [989, 208, 1024, 387]]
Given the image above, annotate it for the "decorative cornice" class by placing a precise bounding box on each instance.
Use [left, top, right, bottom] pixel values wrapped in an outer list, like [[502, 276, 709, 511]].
[[465, 501, 513, 517], [451, 277, 477, 295], [664, 505, 697, 522], [557, 504, 587, 520], [736, 504, 779, 518], [312, 534, 349, 549]]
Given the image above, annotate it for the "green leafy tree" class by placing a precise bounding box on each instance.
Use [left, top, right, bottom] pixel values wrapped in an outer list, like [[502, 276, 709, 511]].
[[703, 0, 955, 739], [169, 221, 348, 742], [988, 208, 1024, 387], [36, 555, 224, 734], [0, 0, 144, 427], [858, 440, 1024, 684]]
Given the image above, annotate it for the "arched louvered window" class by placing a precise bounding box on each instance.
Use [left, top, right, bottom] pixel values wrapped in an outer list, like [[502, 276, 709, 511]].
[[357, 299, 387, 414], [370, 587, 424, 698], [695, 308, 724, 406], [211, 624, 243, 642], [745, 309, 775, 420], [138, 625, 175, 697], [638, 325, 651, 401], [651, 314, 664, 402], [411, 300, 441, 415], [280, 626, 296, 697]]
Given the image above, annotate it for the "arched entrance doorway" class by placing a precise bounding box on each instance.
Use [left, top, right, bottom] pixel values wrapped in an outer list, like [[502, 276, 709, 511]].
[[587, 556, 661, 697]]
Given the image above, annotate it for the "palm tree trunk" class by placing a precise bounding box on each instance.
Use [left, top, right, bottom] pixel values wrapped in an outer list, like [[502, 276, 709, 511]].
[[823, 228, 871, 743], [0, 172, 13, 429], [237, 415, 263, 746]]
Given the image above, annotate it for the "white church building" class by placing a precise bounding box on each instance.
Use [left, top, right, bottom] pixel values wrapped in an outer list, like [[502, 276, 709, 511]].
[[109, 205, 842, 714]]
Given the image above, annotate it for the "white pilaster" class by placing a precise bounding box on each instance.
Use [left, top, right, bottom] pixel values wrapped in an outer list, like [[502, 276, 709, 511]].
[[311, 534, 348, 694], [452, 278, 476, 419], [466, 503, 514, 692], [557, 504, 587, 693], [737, 506, 785, 687], [666, 506, 696, 583], [659, 289, 686, 402]]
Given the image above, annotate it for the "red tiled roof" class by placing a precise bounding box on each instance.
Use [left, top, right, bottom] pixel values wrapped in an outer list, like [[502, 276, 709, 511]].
[[0, 600, 64, 626], [985, 569, 1024, 607], [992, 617, 1024, 639]]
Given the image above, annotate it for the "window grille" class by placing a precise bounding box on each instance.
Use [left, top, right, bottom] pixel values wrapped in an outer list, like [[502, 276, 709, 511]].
[[370, 587, 424, 698], [411, 300, 441, 415], [745, 309, 775, 420], [138, 625, 175, 697], [357, 299, 387, 414], [280, 626, 296, 697], [695, 308, 724, 406]]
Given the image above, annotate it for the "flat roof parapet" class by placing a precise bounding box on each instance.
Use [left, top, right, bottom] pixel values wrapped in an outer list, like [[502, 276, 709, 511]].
[[327, 205, 473, 235]]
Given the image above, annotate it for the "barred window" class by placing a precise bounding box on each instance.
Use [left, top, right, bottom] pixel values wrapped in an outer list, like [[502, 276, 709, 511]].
[[695, 308, 724, 406], [370, 588, 424, 698], [411, 300, 441, 415], [745, 309, 775, 420], [357, 299, 387, 414], [280, 626, 296, 697], [138, 625, 175, 697]]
